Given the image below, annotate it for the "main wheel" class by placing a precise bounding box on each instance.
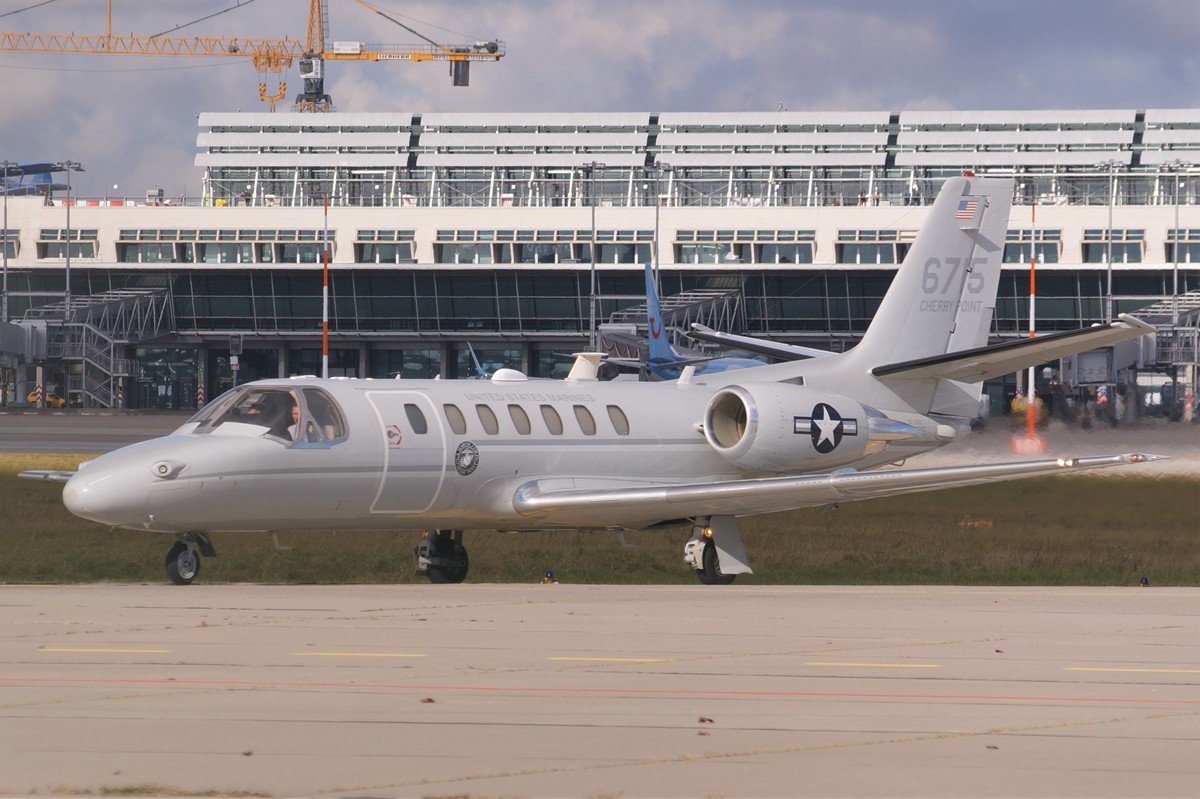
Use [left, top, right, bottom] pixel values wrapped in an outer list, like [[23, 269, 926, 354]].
[[165, 541, 200, 585], [700, 540, 736, 585], [427, 548, 469, 584]]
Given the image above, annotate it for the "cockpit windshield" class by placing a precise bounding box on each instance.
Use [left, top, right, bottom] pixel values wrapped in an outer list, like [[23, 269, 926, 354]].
[[189, 385, 347, 446]]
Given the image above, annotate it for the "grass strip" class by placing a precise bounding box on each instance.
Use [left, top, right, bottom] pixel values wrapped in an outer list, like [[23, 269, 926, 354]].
[[2, 452, 1196, 585]]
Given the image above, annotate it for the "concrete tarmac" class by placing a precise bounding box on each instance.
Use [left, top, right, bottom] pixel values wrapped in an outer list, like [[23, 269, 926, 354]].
[[0, 584, 1196, 798]]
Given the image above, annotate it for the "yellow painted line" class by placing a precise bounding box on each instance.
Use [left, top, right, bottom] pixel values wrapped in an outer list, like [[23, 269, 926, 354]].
[[39, 647, 173, 654], [1070, 662, 1200, 667], [805, 661, 941, 669], [293, 651, 426, 658], [547, 657, 674, 663]]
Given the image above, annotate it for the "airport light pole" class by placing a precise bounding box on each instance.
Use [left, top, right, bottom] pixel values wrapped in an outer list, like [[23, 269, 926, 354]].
[[645, 162, 671, 295], [584, 161, 605, 350], [55, 161, 83, 318], [1, 160, 15, 324], [1097, 159, 1118, 323], [1166, 160, 1192, 328]]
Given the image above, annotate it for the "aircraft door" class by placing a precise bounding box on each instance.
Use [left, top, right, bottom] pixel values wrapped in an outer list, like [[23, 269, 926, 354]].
[[366, 391, 446, 514]]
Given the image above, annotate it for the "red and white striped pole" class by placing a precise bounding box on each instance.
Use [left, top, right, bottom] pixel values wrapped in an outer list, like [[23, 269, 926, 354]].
[[1013, 189, 1045, 453], [322, 193, 330, 380], [1027, 199, 1037, 438]]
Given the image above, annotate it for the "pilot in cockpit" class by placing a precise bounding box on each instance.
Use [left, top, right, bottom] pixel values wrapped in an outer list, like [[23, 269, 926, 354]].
[[286, 401, 301, 441]]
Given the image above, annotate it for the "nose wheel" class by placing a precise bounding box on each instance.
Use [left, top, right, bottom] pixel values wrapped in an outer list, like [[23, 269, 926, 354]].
[[165, 541, 200, 585], [164, 534, 215, 585]]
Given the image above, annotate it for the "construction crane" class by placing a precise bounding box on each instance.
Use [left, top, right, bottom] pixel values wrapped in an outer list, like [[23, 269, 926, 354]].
[[296, 0, 504, 111], [0, 0, 505, 112]]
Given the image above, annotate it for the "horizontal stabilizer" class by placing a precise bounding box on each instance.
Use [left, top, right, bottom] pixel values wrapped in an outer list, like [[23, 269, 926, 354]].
[[871, 314, 1155, 383], [18, 470, 75, 482], [687, 324, 830, 362], [512, 453, 1160, 528]]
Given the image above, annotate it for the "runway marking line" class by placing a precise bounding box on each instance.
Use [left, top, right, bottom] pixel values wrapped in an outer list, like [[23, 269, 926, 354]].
[[805, 661, 940, 669], [293, 652, 426, 658], [1, 676, 1196, 706], [37, 647, 173, 654], [1066, 666, 1200, 674], [547, 657, 674, 663]]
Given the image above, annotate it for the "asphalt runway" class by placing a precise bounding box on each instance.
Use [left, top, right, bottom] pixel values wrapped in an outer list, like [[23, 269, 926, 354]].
[[0, 412, 186, 453], [0, 585, 1196, 798]]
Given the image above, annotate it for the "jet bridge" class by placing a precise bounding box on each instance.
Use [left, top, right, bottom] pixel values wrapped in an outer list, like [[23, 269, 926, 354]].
[[600, 283, 746, 363], [23, 288, 174, 408]]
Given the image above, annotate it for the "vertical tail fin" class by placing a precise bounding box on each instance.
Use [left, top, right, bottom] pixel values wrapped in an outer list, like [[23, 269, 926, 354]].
[[828, 176, 1013, 418], [850, 176, 1011, 368], [644, 263, 677, 363]]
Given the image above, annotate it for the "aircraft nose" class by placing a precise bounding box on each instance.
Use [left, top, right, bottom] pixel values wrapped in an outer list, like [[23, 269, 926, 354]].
[[63, 468, 149, 527]]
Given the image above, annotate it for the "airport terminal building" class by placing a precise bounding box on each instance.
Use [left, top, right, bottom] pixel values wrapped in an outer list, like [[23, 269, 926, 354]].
[[1, 108, 1198, 411]]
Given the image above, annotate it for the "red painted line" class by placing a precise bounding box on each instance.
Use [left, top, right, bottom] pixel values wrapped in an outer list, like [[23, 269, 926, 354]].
[[0, 675, 1195, 706]]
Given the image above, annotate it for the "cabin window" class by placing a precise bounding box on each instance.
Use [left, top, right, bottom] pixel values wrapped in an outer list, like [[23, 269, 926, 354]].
[[508, 404, 532, 435], [476, 404, 500, 435], [573, 405, 596, 436], [540, 404, 563, 435], [443, 403, 467, 435], [302, 388, 348, 442], [404, 403, 428, 434], [606, 405, 630, 436]]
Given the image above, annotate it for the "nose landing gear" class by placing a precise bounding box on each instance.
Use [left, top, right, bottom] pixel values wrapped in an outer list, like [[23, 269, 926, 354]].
[[164, 533, 216, 585], [414, 530, 469, 584]]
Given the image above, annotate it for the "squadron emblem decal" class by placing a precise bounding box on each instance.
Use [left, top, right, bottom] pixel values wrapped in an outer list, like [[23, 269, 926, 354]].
[[454, 441, 480, 476], [794, 403, 858, 454]]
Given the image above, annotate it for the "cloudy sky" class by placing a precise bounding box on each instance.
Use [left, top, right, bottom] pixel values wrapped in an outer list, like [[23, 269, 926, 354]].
[[1, 0, 1197, 196]]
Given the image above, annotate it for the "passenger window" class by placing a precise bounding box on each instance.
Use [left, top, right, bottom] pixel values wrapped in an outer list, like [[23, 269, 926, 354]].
[[404, 403, 428, 434], [540, 404, 563, 435], [476, 404, 500, 435], [508, 404, 531, 435], [607, 405, 630, 436], [302, 388, 347, 442], [443, 403, 467, 435], [573, 405, 596, 436]]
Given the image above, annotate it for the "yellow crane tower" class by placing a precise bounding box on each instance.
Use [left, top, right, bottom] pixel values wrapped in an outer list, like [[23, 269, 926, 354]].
[[0, 0, 504, 111]]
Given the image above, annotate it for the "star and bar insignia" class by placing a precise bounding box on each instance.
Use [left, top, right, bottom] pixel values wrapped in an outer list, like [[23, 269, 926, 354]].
[[794, 403, 858, 453]]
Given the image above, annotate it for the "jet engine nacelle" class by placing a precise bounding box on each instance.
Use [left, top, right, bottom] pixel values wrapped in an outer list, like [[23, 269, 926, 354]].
[[703, 383, 887, 472]]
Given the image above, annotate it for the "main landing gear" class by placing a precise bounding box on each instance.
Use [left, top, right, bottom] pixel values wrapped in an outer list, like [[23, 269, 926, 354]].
[[165, 533, 216, 585], [683, 516, 751, 585], [414, 530, 469, 584]]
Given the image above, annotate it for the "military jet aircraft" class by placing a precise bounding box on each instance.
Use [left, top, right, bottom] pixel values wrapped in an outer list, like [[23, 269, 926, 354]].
[[21, 176, 1160, 585]]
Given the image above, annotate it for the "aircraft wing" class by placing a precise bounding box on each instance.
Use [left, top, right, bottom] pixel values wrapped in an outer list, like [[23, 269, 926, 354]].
[[872, 314, 1154, 383], [513, 453, 1159, 528], [604, 354, 717, 369], [17, 470, 75, 482], [687, 324, 831, 361]]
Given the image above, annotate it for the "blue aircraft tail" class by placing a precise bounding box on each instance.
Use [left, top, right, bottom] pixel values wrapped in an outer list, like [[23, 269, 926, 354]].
[[644, 263, 676, 363]]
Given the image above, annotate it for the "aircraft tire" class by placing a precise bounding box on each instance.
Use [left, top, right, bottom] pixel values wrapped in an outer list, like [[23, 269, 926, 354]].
[[427, 549, 469, 584], [165, 541, 200, 586], [700, 541, 736, 585]]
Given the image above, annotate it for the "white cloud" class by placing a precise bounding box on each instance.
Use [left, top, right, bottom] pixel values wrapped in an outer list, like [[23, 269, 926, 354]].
[[0, 0, 1193, 195]]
